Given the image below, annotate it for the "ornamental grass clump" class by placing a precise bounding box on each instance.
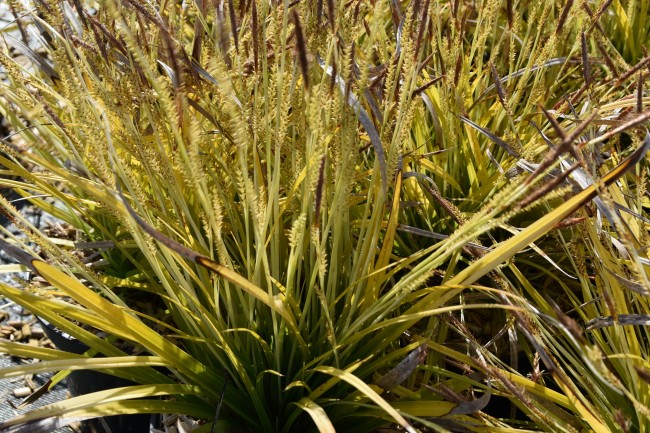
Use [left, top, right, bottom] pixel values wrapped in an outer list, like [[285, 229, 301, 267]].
[[0, 0, 649, 432]]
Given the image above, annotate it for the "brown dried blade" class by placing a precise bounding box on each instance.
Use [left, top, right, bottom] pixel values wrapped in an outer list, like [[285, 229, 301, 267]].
[[0, 237, 37, 272], [187, 98, 236, 145], [4, 35, 59, 80], [449, 387, 491, 415], [548, 299, 586, 343], [396, 223, 488, 252], [554, 216, 587, 229], [375, 345, 427, 391], [406, 172, 463, 224], [586, 314, 650, 331], [490, 62, 508, 108], [595, 38, 619, 77], [16, 380, 53, 410], [604, 268, 650, 296], [328, 58, 337, 94], [635, 366, 650, 385], [160, 32, 182, 90], [409, 0, 421, 22], [459, 116, 519, 157]]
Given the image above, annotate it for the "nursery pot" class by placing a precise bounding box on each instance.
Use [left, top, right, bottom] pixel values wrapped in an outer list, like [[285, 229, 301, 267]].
[[39, 320, 153, 433]]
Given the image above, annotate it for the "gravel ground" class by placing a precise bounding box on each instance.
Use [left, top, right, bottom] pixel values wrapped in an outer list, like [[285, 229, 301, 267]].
[[0, 358, 74, 433], [1, 7, 74, 428], [0, 313, 74, 433], [0, 206, 75, 433]]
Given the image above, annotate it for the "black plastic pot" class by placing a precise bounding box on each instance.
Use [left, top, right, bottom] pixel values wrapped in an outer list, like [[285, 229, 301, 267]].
[[39, 320, 153, 433]]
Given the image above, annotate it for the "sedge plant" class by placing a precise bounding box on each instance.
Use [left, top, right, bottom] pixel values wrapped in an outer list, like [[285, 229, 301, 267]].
[[0, 0, 649, 432]]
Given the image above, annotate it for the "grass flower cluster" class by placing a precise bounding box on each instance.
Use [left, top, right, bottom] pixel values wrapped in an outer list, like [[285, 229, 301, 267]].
[[0, 0, 649, 432]]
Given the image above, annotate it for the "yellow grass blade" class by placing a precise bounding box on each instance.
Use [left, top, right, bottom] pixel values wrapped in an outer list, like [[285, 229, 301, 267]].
[[365, 169, 403, 307], [449, 131, 649, 287], [28, 259, 222, 395], [390, 400, 458, 417], [0, 356, 168, 378], [313, 366, 417, 433], [0, 386, 209, 431], [552, 374, 609, 433], [0, 341, 83, 361], [295, 398, 337, 433], [611, 0, 635, 55]]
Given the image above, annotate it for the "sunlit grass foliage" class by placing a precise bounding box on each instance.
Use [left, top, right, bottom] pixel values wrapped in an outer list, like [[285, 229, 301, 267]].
[[0, 0, 649, 431]]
